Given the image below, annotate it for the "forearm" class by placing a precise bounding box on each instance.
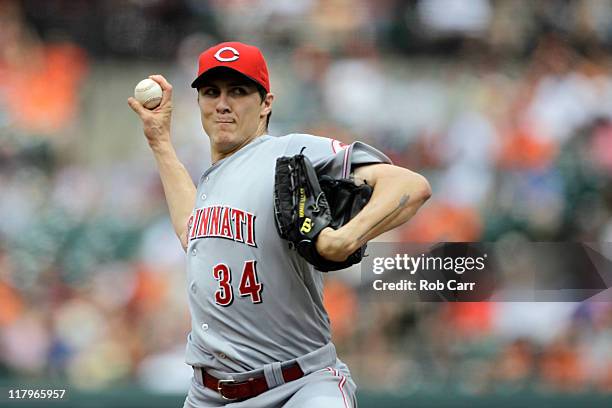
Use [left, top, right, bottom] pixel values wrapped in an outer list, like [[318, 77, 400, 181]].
[[341, 168, 431, 253], [150, 141, 197, 249], [315, 166, 430, 263], [314, 162, 431, 263]]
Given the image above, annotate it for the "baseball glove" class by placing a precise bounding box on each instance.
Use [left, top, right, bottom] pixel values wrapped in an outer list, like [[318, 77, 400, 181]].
[[274, 152, 372, 271]]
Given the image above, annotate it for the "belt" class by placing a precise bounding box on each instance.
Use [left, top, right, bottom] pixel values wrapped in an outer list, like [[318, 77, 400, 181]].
[[200, 364, 304, 401]]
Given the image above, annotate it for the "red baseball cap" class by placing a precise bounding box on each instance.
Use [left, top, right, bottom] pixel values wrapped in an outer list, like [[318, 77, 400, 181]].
[[191, 41, 270, 92]]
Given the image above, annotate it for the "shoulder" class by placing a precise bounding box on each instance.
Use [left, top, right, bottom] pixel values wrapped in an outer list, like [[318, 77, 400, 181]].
[[281, 133, 348, 160], [284, 133, 345, 149]]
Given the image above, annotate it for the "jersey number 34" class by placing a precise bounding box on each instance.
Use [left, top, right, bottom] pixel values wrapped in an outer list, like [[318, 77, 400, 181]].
[[212, 260, 263, 307]]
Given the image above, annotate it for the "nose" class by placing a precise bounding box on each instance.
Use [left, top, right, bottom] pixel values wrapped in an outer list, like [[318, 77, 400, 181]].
[[215, 91, 231, 114]]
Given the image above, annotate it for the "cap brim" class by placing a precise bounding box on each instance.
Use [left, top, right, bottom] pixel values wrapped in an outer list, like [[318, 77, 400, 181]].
[[191, 66, 266, 91], [191, 67, 245, 88]]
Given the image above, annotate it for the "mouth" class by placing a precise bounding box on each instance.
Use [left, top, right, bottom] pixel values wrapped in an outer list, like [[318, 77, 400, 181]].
[[215, 119, 235, 124]]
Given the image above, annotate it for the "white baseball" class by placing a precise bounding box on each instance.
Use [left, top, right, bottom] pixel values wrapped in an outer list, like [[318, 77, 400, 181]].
[[134, 78, 163, 109]]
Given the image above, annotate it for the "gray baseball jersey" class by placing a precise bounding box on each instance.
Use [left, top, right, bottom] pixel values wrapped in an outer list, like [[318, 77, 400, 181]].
[[183, 133, 390, 406]]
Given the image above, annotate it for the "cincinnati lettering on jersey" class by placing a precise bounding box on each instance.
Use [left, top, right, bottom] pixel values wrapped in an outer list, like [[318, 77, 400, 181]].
[[187, 206, 257, 247]]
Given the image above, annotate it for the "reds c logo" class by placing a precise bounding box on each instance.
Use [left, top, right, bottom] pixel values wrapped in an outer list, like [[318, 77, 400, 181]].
[[214, 46, 240, 62]]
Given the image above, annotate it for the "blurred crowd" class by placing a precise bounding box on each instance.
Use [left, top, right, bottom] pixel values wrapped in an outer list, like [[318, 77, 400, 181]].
[[1, 0, 612, 396]]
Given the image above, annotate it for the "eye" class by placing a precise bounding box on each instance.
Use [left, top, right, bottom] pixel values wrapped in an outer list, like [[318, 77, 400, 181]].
[[200, 88, 218, 97], [231, 87, 247, 96]]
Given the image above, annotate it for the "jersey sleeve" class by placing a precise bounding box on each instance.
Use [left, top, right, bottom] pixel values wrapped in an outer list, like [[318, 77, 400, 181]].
[[284, 133, 392, 179], [283, 133, 342, 162]]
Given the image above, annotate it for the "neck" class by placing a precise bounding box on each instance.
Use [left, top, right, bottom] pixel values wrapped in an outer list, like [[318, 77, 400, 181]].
[[211, 124, 267, 164]]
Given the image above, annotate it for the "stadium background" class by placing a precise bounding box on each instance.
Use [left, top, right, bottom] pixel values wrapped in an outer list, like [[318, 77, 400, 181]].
[[1, 0, 612, 406]]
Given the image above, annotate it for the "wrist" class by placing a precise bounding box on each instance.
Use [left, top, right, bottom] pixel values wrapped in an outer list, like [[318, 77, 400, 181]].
[[336, 224, 361, 254], [149, 138, 174, 154]]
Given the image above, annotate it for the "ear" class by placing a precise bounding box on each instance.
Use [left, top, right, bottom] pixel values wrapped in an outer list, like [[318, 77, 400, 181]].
[[261, 93, 274, 116]]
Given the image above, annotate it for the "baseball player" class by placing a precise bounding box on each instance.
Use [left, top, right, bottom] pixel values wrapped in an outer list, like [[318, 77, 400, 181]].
[[128, 42, 431, 407]]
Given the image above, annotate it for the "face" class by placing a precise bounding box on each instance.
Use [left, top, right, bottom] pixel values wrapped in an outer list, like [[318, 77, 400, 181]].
[[197, 70, 273, 160]]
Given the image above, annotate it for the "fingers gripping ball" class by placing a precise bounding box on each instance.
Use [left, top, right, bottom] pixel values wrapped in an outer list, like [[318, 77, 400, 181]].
[[134, 78, 162, 109]]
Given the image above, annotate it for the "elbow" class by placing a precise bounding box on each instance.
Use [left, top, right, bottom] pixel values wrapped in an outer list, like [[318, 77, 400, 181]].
[[418, 175, 432, 203], [376, 165, 432, 205], [406, 171, 431, 204]]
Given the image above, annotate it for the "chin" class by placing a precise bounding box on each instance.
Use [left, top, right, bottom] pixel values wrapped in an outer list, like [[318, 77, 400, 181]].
[[211, 129, 235, 142], [212, 131, 241, 151]]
